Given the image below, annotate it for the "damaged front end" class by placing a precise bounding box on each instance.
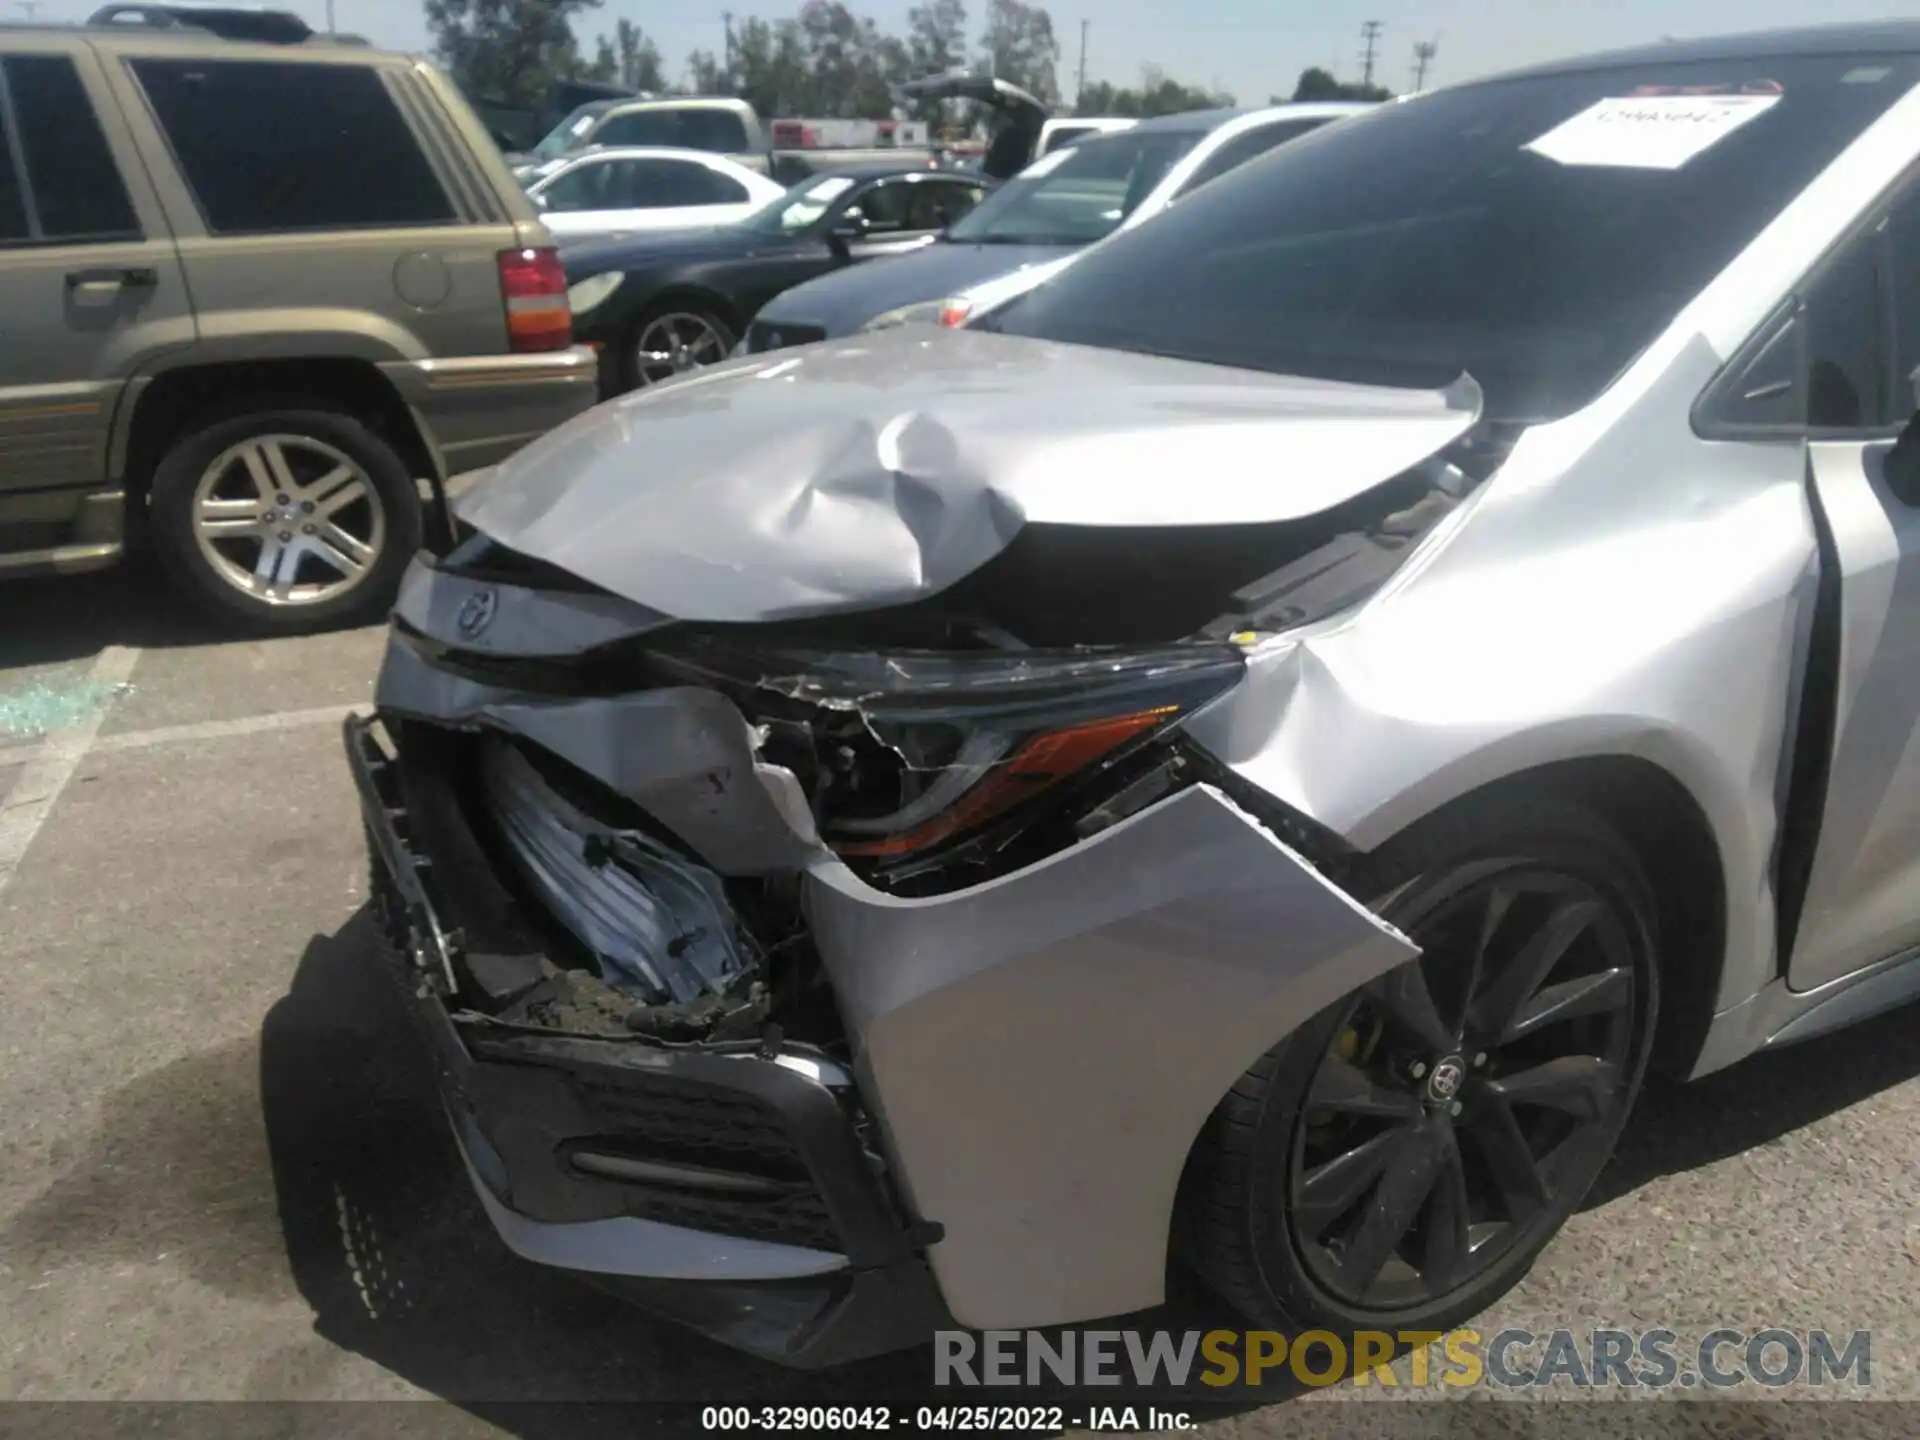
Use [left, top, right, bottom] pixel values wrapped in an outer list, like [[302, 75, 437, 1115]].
[[345, 340, 1499, 1356]]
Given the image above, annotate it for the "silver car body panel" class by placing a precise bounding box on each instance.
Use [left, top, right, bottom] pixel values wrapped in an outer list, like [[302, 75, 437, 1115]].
[[454, 328, 1482, 622], [806, 783, 1417, 1328]]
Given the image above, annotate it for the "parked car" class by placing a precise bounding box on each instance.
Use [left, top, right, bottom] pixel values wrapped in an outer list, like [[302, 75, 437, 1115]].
[[352, 23, 1920, 1365], [744, 103, 1369, 351], [523, 146, 786, 242], [512, 96, 772, 182], [1035, 114, 1136, 156], [505, 98, 622, 170], [0, 5, 595, 631], [768, 148, 945, 186], [563, 167, 994, 392]]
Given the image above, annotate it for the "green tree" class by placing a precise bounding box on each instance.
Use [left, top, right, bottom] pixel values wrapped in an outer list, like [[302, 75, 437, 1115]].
[[979, 0, 1059, 105], [610, 18, 667, 92], [684, 48, 731, 94], [904, 0, 968, 125], [1078, 65, 1230, 117], [1288, 65, 1389, 103], [424, 0, 603, 107], [731, 17, 812, 115]]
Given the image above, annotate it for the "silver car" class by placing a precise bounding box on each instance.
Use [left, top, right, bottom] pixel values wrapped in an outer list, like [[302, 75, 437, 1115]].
[[349, 25, 1920, 1365]]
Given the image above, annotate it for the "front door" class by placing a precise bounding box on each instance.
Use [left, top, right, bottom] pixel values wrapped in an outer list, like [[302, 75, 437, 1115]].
[[0, 38, 192, 500], [1786, 188, 1920, 989]]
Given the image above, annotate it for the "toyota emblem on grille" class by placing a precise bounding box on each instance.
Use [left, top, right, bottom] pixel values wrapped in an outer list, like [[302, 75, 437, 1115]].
[[456, 588, 498, 639]]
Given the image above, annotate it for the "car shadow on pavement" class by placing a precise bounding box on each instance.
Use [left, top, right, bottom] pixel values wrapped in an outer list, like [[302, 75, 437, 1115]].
[[258, 911, 1920, 1436], [1, 558, 245, 666], [1588, 997, 1920, 1209]]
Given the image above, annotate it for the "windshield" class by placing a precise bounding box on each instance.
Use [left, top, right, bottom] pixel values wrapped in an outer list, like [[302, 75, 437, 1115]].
[[985, 56, 1919, 420], [743, 174, 857, 235], [948, 127, 1205, 245], [529, 103, 607, 161]]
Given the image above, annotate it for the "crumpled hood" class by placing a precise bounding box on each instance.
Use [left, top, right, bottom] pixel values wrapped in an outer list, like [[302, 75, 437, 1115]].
[[755, 241, 1077, 337], [457, 326, 1482, 623]]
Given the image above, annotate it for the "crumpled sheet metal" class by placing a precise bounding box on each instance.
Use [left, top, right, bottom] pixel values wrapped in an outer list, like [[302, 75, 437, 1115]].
[[457, 327, 1483, 624], [376, 638, 823, 876], [804, 782, 1419, 1329]]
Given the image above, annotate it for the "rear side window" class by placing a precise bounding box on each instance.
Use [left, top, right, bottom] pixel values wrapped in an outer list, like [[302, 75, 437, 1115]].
[[1180, 118, 1329, 194], [622, 160, 749, 207], [132, 59, 456, 234], [594, 107, 751, 153], [0, 94, 27, 242], [0, 54, 140, 244]]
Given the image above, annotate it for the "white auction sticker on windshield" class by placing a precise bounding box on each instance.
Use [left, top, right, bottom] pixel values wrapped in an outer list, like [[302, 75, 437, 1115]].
[[1524, 93, 1780, 170]]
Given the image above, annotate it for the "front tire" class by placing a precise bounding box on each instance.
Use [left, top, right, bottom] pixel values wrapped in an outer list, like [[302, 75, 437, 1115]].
[[147, 402, 421, 634], [1185, 793, 1660, 1335]]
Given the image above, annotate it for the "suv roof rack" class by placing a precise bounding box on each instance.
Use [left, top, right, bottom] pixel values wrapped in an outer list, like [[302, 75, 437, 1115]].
[[87, 3, 317, 45]]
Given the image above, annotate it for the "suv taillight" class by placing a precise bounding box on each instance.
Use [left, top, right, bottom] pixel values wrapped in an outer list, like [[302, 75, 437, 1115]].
[[498, 247, 573, 353]]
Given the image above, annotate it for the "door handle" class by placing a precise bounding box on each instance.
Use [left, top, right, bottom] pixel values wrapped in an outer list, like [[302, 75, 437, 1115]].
[[65, 267, 159, 292]]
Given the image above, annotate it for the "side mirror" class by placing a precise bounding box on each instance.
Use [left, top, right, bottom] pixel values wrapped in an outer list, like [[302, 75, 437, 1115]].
[[531, 191, 550, 211]]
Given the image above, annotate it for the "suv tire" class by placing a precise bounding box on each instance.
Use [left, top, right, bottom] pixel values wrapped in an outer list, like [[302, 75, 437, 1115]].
[[148, 402, 421, 634], [1183, 792, 1660, 1340]]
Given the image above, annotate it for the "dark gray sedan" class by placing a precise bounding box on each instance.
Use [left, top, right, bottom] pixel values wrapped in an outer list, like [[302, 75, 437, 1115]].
[[742, 102, 1370, 352]]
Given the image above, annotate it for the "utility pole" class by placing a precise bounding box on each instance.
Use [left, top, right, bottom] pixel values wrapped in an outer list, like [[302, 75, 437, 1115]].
[[1076, 19, 1088, 108], [721, 11, 734, 81], [17, 0, 39, 18], [1359, 20, 1383, 89], [1412, 39, 1438, 92], [324, 0, 335, 34]]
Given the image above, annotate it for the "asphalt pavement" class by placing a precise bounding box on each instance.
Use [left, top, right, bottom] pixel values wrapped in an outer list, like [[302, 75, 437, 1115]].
[[1, 559, 1916, 1439]]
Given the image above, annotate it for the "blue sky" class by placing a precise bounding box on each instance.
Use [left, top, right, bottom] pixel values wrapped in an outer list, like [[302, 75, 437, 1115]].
[[24, 0, 1920, 104]]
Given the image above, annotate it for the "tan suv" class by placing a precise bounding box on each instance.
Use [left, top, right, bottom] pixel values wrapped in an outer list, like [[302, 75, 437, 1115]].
[[0, 5, 597, 631]]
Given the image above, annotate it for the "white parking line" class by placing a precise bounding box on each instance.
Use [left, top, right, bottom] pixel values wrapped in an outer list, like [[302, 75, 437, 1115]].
[[91, 703, 371, 756], [0, 646, 140, 897]]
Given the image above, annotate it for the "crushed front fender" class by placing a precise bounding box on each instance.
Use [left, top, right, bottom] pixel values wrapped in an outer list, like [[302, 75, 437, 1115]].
[[803, 782, 1418, 1330]]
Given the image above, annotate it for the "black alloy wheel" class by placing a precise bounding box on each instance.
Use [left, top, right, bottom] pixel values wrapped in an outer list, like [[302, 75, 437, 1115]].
[[1185, 795, 1660, 1334]]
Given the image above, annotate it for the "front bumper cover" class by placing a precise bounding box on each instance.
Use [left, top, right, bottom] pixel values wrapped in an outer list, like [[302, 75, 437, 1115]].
[[344, 714, 950, 1367], [360, 576, 1422, 1336]]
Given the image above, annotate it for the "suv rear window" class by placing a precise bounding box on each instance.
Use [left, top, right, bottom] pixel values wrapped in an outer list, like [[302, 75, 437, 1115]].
[[132, 59, 456, 234], [594, 107, 752, 153]]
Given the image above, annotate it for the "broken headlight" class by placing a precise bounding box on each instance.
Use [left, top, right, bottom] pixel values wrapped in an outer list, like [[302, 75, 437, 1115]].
[[646, 636, 1246, 859]]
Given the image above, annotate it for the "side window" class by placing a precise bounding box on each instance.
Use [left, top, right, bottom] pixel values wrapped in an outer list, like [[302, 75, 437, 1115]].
[[1888, 196, 1920, 419], [540, 160, 611, 211], [851, 181, 912, 233], [686, 165, 750, 206], [1180, 119, 1327, 195], [615, 160, 752, 209], [0, 86, 27, 243], [0, 54, 140, 244], [132, 59, 456, 235], [905, 181, 984, 231], [1804, 220, 1890, 430]]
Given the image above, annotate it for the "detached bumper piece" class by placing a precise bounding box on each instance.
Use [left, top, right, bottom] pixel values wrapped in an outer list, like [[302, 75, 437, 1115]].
[[343, 715, 950, 1367]]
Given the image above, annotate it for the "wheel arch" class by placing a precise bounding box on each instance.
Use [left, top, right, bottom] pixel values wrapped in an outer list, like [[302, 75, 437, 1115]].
[[1345, 754, 1730, 1082], [114, 357, 437, 532]]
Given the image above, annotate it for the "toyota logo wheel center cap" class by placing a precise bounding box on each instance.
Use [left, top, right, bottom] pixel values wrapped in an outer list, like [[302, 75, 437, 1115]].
[[1426, 1054, 1467, 1103]]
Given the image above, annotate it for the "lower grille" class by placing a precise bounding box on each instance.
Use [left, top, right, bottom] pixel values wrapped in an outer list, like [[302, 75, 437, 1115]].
[[571, 1071, 840, 1250]]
